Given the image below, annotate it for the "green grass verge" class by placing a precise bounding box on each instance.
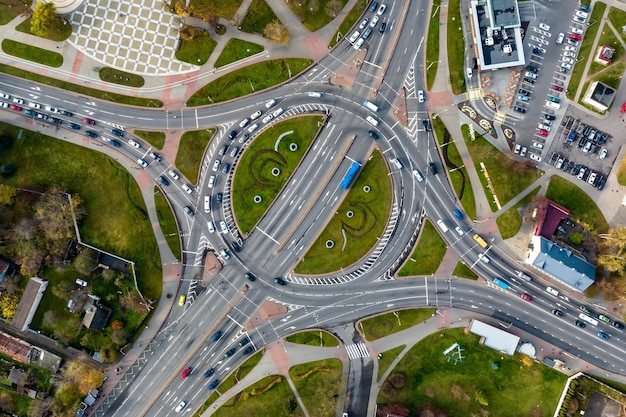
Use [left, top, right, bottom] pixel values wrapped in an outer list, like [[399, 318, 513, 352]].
[[285, 0, 349, 32], [295, 149, 393, 275], [359, 309, 436, 341], [240, 0, 279, 35], [176, 30, 217, 65], [154, 188, 181, 261], [2, 39, 63, 67], [377, 345, 405, 382], [566, 2, 606, 100], [0, 122, 162, 300], [187, 58, 312, 106], [426, 0, 441, 90], [99, 67, 145, 88], [545, 175, 608, 233], [447, 0, 465, 94], [285, 330, 339, 347], [496, 186, 540, 239], [217, 350, 264, 393], [398, 219, 447, 276], [608, 7, 626, 44], [0, 64, 163, 107], [617, 157, 626, 186], [213, 375, 304, 417], [433, 117, 476, 220], [232, 116, 323, 235], [452, 261, 478, 280], [289, 359, 343, 417], [462, 124, 543, 212], [15, 16, 72, 41], [377, 328, 567, 416], [587, 25, 622, 76], [214, 38, 264, 68], [175, 129, 214, 185], [0, 0, 30, 25], [192, 392, 219, 417], [0, 387, 31, 417], [133, 130, 166, 150], [328, 0, 367, 48], [187, 0, 240, 19]]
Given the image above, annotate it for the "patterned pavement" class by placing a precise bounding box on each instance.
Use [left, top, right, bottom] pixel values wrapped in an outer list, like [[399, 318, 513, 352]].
[[68, 0, 197, 75]]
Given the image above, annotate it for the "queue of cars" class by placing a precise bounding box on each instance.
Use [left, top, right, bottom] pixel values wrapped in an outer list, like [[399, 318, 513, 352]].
[[349, 2, 387, 50]]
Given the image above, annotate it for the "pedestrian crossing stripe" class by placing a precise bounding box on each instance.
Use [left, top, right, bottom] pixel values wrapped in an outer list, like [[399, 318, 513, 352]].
[[345, 342, 370, 359]]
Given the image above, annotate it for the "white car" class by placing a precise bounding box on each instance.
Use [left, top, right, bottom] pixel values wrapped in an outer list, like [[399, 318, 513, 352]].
[[564, 45, 578, 52], [562, 57, 574, 65], [0, 93, 9, 100], [556, 32, 565, 44], [220, 248, 230, 260], [45, 106, 59, 113], [207, 221, 216, 233], [272, 108, 284, 117], [573, 16, 586, 24], [599, 148, 608, 159], [455, 226, 464, 236], [561, 62, 572, 70], [577, 167, 586, 180], [182, 183, 193, 194], [262, 114, 273, 123], [250, 110, 262, 120], [467, 67, 473, 78], [537, 124, 551, 132], [587, 172, 597, 185], [571, 27, 584, 35], [478, 253, 490, 263], [0, 102, 7, 109], [349, 31, 360, 43], [168, 169, 180, 181], [128, 139, 141, 148], [239, 118, 250, 128], [539, 23, 550, 31], [524, 71, 537, 79], [29, 102, 41, 109], [575, 10, 589, 19], [529, 153, 542, 162], [370, 15, 380, 27], [358, 18, 369, 29], [208, 175, 216, 189], [212, 159, 221, 172], [546, 286, 559, 296], [353, 38, 365, 50], [520, 146, 527, 157], [376, 4, 386, 15], [531, 141, 544, 149], [137, 158, 148, 168], [12, 98, 23, 105], [247, 123, 258, 133], [175, 401, 187, 412], [220, 221, 228, 234], [412, 169, 424, 182], [513, 144, 521, 154], [563, 51, 576, 58], [418, 90, 425, 103]]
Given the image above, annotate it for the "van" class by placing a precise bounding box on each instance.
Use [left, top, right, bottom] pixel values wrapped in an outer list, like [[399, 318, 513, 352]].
[[204, 196, 211, 212], [545, 100, 560, 110], [516, 271, 532, 282], [390, 158, 403, 170], [363, 100, 379, 112], [307, 92, 322, 98], [412, 169, 424, 182], [436, 219, 449, 233], [366, 115, 379, 126], [265, 99, 276, 109]]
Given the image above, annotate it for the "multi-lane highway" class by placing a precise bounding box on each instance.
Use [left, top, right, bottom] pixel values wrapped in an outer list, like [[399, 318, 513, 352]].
[[1, 0, 625, 416]]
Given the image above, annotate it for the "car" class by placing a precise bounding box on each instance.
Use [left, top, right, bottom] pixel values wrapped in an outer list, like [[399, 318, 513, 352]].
[[245, 272, 256, 282], [36, 113, 48, 120], [9, 104, 21, 111], [577, 167, 587, 180], [526, 65, 538, 73], [422, 120, 432, 131], [51, 117, 63, 124], [220, 248, 230, 260], [181, 367, 192, 378], [555, 158, 564, 170], [349, 31, 360, 43], [517, 95, 529, 102], [418, 90, 425, 103], [212, 160, 221, 172], [579, 305, 592, 315], [546, 286, 559, 296], [262, 114, 273, 123], [573, 16, 586, 24], [85, 131, 98, 138], [250, 110, 262, 120], [247, 123, 259, 133], [238, 133, 250, 144], [513, 144, 521, 154], [522, 77, 535, 85], [556, 32, 565, 44], [575, 10, 589, 19], [207, 221, 216, 233], [453, 209, 463, 220], [369, 1, 378, 12], [559, 66, 569, 74], [111, 128, 124, 137], [539, 22, 550, 31], [571, 27, 584, 35], [175, 401, 187, 412], [537, 124, 551, 132], [551, 85, 563, 92], [455, 226, 464, 236], [45, 106, 59, 113], [353, 38, 365, 50], [533, 47, 544, 55], [204, 368, 215, 378], [208, 379, 219, 390], [29, 102, 41, 109], [562, 57, 574, 65], [583, 141, 592, 153], [563, 51, 576, 58], [598, 177, 607, 191], [12, 98, 23, 105], [272, 107, 284, 118], [478, 253, 490, 263], [542, 119, 552, 126], [520, 293, 532, 302], [166, 170, 180, 181], [109, 139, 121, 147], [368, 130, 379, 139], [238, 337, 250, 347], [520, 146, 528, 156], [569, 33, 582, 41], [597, 332, 610, 341], [548, 96, 560, 103], [228, 130, 237, 140], [24, 109, 36, 116], [428, 162, 437, 174], [378, 22, 387, 33], [564, 45, 578, 52], [579, 4, 591, 12], [575, 320, 586, 328], [531, 141, 544, 149], [218, 144, 228, 156], [184, 206, 194, 216], [243, 345, 255, 355], [210, 331, 223, 342], [274, 277, 287, 285], [513, 106, 526, 113], [224, 348, 236, 358], [466, 67, 473, 78], [412, 169, 424, 182], [612, 321, 624, 329], [376, 4, 386, 15], [529, 153, 542, 162], [220, 221, 228, 234], [239, 118, 250, 128], [231, 241, 241, 253], [598, 314, 610, 323], [552, 309, 564, 317], [598, 148, 607, 159], [0, 93, 9, 100], [358, 18, 369, 29], [128, 139, 141, 148], [80, 118, 95, 126], [567, 38, 579, 46], [68, 122, 81, 130], [216, 192, 223, 204], [518, 88, 529, 96], [230, 146, 240, 158], [137, 158, 148, 168], [538, 129, 548, 137]]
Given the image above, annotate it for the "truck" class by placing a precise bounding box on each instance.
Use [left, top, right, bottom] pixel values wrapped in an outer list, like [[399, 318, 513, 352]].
[[515, 270, 532, 282], [363, 100, 379, 112], [493, 277, 510, 290], [472, 233, 489, 249]]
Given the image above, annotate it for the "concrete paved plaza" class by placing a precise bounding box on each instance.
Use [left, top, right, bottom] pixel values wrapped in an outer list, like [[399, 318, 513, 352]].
[[68, 0, 197, 75]]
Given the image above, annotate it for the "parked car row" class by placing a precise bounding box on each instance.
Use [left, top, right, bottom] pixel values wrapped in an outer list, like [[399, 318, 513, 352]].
[[548, 152, 606, 190], [349, 2, 387, 50]]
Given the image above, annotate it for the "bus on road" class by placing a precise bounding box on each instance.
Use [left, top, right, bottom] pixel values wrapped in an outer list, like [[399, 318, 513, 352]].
[[473, 233, 489, 249], [340, 161, 361, 190]]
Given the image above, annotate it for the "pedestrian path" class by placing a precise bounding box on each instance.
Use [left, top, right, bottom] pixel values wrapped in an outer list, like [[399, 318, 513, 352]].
[[345, 342, 370, 359]]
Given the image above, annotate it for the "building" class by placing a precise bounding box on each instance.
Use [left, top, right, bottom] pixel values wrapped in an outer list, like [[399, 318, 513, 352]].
[[595, 45, 615, 64], [0, 332, 62, 372], [468, 319, 520, 355], [11, 277, 48, 331], [583, 81, 616, 113], [82, 295, 111, 330], [534, 199, 570, 240], [0, 257, 16, 284], [469, 0, 525, 71]]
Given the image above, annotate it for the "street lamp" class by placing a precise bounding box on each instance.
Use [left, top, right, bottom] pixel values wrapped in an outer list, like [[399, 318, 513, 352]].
[[432, 108, 449, 119], [426, 60, 441, 71], [575, 56, 584, 63]]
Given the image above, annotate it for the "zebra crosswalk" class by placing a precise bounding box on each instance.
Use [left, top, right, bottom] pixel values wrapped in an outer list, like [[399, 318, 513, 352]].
[[345, 342, 370, 359]]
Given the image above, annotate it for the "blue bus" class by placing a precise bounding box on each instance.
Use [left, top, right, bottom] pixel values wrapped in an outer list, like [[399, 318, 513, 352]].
[[340, 161, 361, 190], [493, 277, 509, 290]]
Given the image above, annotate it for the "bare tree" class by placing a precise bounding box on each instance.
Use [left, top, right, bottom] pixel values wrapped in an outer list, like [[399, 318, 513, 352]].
[[325, 0, 343, 17], [264, 20, 290, 44]]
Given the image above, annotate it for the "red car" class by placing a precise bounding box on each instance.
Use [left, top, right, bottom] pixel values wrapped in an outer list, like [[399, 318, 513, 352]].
[[569, 33, 582, 41], [10, 105, 22, 111], [551, 85, 563, 92], [521, 293, 532, 302], [180, 367, 192, 378], [538, 129, 548, 137], [621, 101, 626, 113], [83, 118, 96, 125]]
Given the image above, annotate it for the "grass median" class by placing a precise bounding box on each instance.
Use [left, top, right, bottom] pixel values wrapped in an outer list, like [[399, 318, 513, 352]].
[[359, 309, 436, 341], [154, 188, 181, 261], [133, 130, 165, 149], [2, 39, 63, 67], [285, 330, 339, 347], [286, 0, 349, 32], [187, 58, 312, 106], [426, 0, 441, 90], [398, 219, 447, 276], [214, 39, 264, 68], [447, 0, 465, 94], [295, 149, 392, 275], [175, 129, 214, 185], [240, 0, 280, 35], [452, 261, 478, 280], [99, 67, 145, 87], [289, 359, 343, 417], [329, 0, 367, 48], [216, 350, 264, 393], [175, 29, 216, 65]]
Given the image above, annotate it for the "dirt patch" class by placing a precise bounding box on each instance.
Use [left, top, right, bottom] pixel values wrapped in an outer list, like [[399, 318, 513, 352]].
[[245, 299, 288, 330], [329, 49, 367, 89], [200, 251, 221, 287]]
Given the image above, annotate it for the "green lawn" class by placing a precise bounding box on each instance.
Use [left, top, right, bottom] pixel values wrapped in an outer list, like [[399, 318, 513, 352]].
[[232, 116, 323, 235], [608, 7, 626, 44], [154, 188, 181, 261], [0, 387, 31, 417], [217, 350, 264, 393], [566, 2, 607, 100], [213, 375, 305, 417], [187, 58, 312, 106], [175, 129, 214, 185], [359, 309, 436, 341], [187, 0, 241, 19], [295, 150, 393, 275], [285, 0, 349, 32], [447, 0, 465, 94], [289, 359, 343, 417], [398, 219, 447, 276], [329, 0, 367, 48], [426, 0, 442, 89], [2, 39, 63, 67], [285, 330, 339, 347], [15, 16, 72, 41], [214, 39, 264, 68], [545, 175, 608, 233], [99, 67, 145, 87], [617, 158, 626, 186], [192, 392, 220, 417], [0, 64, 163, 107], [587, 26, 622, 76], [452, 261, 478, 280], [175, 29, 216, 65], [377, 345, 405, 382], [496, 186, 540, 239], [240, 0, 279, 35], [433, 117, 476, 219], [378, 328, 567, 416], [133, 130, 166, 150], [578, 62, 626, 114], [0, 0, 30, 25], [463, 125, 543, 212]]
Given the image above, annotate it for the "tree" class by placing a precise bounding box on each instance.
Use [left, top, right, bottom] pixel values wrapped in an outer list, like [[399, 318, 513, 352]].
[[73, 248, 97, 274], [307, 0, 319, 12], [111, 319, 124, 330], [325, 0, 343, 17], [569, 232, 584, 245], [0, 135, 13, 152], [0, 184, 16, 205], [1, 163, 16, 177], [31, 1, 59, 37], [0, 292, 20, 321], [264, 20, 290, 44], [51, 281, 73, 300], [597, 226, 626, 273]]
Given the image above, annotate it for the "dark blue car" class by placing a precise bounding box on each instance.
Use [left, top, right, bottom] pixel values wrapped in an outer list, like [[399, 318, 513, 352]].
[[208, 379, 219, 390], [204, 368, 215, 378]]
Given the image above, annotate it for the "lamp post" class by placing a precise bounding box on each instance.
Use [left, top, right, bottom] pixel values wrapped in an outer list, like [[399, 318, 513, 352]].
[[426, 60, 441, 71], [432, 108, 449, 119]]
